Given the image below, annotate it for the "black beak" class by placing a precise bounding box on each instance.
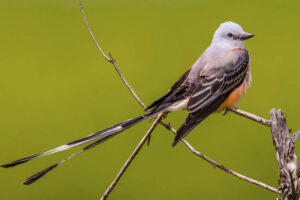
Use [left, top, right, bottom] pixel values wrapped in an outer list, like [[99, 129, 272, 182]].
[[239, 33, 255, 40]]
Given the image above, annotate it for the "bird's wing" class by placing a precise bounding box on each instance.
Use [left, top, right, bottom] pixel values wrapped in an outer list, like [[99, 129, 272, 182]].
[[172, 48, 250, 146], [145, 69, 192, 112]]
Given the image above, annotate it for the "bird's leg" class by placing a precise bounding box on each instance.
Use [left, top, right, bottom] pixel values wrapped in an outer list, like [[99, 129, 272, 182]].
[[146, 134, 152, 146], [162, 112, 169, 119], [223, 108, 229, 116]]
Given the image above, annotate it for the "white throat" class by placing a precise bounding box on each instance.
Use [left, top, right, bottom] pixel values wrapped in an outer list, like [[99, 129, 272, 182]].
[[211, 39, 245, 50]]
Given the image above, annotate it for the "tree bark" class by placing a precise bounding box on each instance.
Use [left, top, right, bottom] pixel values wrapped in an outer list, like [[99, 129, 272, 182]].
[[270, 109, 300, 200]]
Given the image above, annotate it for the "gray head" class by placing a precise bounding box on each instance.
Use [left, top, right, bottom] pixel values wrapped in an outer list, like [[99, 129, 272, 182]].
[[212, 21, 254, 48]]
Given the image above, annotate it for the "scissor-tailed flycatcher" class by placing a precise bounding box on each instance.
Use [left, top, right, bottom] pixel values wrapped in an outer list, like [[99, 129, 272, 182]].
[[2, 21, 254, 185]]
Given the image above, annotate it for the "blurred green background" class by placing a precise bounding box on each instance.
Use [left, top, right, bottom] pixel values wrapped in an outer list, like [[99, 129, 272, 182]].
[[0, 0, 299, 199]]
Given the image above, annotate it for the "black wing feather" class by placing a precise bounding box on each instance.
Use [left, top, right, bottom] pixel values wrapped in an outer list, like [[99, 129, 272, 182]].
[[145, 69, 191, 111]]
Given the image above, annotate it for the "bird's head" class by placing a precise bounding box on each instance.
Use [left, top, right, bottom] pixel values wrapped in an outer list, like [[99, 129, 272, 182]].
[[212, 21, 254, 48]]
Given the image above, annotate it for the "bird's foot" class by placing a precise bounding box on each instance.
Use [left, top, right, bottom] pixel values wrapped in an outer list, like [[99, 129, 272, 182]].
[[162, 112, 169, 119], [165, 122, 172, 130], [223, 108, 229, 116], [146, 134, 152, 146]]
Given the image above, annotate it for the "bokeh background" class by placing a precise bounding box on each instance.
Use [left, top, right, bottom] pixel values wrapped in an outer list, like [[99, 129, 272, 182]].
[[0, 0, 299, 199]]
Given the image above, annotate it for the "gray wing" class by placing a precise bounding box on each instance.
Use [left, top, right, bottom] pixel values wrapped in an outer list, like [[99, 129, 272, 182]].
[[172, 48, 250, 146], [145, 69, 192, 112]]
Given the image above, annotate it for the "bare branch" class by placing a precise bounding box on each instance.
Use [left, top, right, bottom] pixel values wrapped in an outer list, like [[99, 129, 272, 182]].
[[292, 131, 300, 144], [160, 122, 280, 194], [100, 113, 164, 200], [78, 0, 110, 61], [229, 107, 271, 127], [78, 0, 146, 109]]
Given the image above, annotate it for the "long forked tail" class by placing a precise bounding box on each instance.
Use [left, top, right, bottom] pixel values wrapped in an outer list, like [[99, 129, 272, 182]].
[[1, 111, 157, 184], [23, 134, 115, 185]]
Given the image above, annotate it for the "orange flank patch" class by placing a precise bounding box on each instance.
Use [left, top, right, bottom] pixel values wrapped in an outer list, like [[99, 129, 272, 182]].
[[217, 78, 248, 111]]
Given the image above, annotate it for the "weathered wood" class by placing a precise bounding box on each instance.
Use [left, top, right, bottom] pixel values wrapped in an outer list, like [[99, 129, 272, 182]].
[[270, 109, 300, 200]]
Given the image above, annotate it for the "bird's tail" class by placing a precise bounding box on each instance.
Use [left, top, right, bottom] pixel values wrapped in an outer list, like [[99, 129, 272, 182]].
[[1, 111, 157, 184]]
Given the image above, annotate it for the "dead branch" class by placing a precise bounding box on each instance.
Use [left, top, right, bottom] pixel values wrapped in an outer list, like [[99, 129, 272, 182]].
[[229, 107, 271, 127], [270, 109, 300, 200], [160, 122, 280, 194]]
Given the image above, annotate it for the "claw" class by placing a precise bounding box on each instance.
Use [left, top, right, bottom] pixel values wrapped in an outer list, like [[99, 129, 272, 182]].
[[162, 112, 169, 119], [146, 134, 151, 147], [223, 108, 229, 116]]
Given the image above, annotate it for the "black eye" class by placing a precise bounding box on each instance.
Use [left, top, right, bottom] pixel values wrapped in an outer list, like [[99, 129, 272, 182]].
[[228, 32, 233, 37]]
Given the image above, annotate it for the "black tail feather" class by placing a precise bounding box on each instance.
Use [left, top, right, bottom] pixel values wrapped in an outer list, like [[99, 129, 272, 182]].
[[24, 163, 59, 185], [82, 132, 117, 151], [1, 154, 41, 168], [2, 113, 154, 169], [22, 129, 125, 184], [2, 111, 161, 185]]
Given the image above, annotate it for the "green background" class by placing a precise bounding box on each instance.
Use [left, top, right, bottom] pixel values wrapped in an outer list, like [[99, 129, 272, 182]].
[[0, 0, 299, 199]]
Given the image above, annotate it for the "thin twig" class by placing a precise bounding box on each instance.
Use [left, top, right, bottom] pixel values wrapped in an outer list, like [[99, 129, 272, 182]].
[[229, 107, 271, 127], [109, 54, 146, 108], [160, 122, 280, 194], [100, 113, 164, 200], [78, 0, 110, 61], [77, 0, 281, 198], [78, 0, 146, 109]]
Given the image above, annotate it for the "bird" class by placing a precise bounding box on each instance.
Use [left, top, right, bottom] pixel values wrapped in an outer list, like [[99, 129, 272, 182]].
[[2, 21, 254, 185]]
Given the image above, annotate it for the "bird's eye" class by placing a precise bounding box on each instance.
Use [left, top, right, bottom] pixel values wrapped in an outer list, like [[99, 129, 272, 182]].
[[228, 32, 233, 37]]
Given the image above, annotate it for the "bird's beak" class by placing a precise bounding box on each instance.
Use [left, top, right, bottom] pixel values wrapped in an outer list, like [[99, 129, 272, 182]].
[[239, 33, 255, 40]]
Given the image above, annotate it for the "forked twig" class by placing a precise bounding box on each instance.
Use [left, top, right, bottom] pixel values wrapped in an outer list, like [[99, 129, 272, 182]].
[[78, 0, 145, 109], [77, 0, 281, 199]]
